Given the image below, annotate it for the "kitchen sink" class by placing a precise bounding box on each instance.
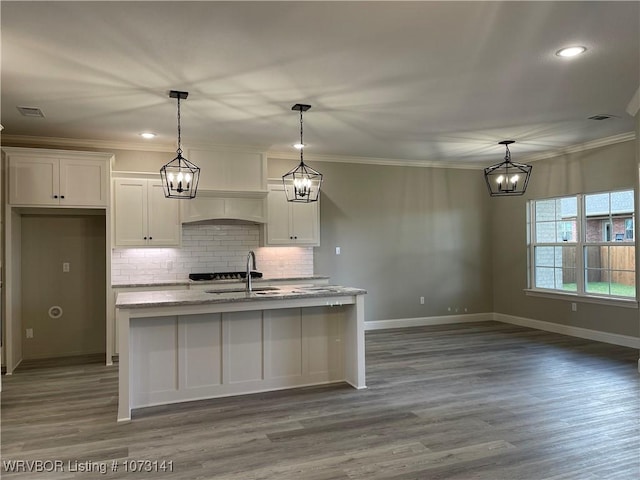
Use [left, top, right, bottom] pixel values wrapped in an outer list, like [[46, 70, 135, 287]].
[[205, 286, 281, 294], [249, 286, 281, 292], [298, 286, 342, 293]]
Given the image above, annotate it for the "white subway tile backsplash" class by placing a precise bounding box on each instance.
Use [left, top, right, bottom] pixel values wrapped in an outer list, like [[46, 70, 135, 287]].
[[112, 223, 313, 284]]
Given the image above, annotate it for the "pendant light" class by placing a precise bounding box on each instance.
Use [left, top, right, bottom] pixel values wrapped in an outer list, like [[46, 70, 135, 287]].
[[484, 140, 532, 197], [160, 90, 200, 199], [282, 104, 323, 202]]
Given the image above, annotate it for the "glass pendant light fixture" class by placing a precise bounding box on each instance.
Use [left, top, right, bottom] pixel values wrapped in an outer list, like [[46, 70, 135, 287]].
[[282, 104, 323, 202], [484, 140, 532, 197], [160, 90, 200, 199]]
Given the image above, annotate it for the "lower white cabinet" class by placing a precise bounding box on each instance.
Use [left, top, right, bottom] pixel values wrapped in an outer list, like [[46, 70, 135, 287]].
[[128, 307, 344, 410], [113, 177, 181, 247], [111, 285, 188, 355], [264, 182, 319, 246]]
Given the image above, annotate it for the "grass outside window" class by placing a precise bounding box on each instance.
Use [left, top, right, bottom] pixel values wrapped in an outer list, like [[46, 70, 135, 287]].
[[563, 282, 635, 298]]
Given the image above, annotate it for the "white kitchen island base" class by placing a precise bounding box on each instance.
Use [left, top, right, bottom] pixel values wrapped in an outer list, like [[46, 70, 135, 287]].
[[117, 290, 366, 422]]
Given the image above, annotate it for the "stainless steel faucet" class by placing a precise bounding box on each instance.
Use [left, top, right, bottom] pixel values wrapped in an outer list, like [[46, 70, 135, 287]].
[[246, 250, 256, 292]]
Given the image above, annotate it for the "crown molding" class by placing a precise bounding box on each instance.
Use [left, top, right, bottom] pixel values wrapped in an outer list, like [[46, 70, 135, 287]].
[[1, 131, 635, 169], [265, 150, 481, 170], [0, 135, 176, 153], [267, 131, 636, 169], [520, 132, 636, 163]]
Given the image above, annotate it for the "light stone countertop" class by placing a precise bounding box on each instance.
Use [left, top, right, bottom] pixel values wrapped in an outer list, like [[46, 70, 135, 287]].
[[115, 284, 366, 309], [112, 275, 330, 289]]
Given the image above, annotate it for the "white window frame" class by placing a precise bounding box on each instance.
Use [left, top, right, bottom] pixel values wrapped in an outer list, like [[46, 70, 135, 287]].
[[526, 190, 637, 307]]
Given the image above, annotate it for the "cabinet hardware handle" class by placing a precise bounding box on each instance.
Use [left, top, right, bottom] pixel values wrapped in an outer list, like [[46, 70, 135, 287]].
[[60, 195, 65, 199], [149, 237, 153, 240], [53, 195, 58, 199], [143, 236, 147, 240], [294, 236, 298, 239]]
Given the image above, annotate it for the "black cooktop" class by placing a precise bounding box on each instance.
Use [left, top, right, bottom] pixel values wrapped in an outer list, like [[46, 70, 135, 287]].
[[189, 271, 263, 281]]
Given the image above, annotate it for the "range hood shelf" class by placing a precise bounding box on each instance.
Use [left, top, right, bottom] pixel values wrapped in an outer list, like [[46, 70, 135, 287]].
[[180, 189, 268, 224]]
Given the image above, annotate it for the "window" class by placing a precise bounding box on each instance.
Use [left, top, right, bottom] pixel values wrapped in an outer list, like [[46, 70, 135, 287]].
[[625, 218, 634, 240], [602, 221, 611, 242], [528, 189, 635, 300]]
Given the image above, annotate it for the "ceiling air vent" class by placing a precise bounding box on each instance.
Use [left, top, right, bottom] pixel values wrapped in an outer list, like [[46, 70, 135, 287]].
[[587, 114, 614, 121], [17, 106, 45, 118]]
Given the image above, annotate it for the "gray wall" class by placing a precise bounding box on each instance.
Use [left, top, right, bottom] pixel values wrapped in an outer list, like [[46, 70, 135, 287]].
[[491, 140, 638, 337], [269, 158, 494, 323]]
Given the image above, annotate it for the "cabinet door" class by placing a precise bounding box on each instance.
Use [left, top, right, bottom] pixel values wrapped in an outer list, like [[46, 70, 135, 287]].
[[291, 201, 319, 245], [266, 185, 293, 245], [8, 156, 59, 205], [114, 179, 147, 246], [59, 158, 108, 206], [147, 181, 181, 246]]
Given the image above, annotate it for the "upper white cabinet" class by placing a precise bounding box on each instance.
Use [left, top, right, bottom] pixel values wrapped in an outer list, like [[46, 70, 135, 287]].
[[264, 182, 319, 246], [113, 177, 181, 247], [5, 148, 111, 207], [186, 148, 267, 192]]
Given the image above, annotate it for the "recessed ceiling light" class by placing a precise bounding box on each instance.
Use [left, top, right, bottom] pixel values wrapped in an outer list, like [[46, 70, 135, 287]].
[[555, 46, 587, 57], [140, 132, 156, 139]]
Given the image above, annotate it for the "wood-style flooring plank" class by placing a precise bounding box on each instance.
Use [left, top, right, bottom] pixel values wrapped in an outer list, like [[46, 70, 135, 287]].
[[1, 321, 638, 479]]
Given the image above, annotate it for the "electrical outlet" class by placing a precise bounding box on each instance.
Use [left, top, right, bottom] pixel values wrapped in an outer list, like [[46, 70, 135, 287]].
[[571, 302, 577, 312], [26, 328, 33, 339], [420, 296, 425, 305], [62, 262, 70, 273], [335, 246, 341, 255]]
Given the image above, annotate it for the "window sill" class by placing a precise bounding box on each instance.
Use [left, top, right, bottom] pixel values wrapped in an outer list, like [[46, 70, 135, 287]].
[[524, 289, 638, 309]]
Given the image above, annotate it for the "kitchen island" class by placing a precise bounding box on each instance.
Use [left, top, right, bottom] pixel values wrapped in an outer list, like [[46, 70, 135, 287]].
[[115, 285, 366, 422]]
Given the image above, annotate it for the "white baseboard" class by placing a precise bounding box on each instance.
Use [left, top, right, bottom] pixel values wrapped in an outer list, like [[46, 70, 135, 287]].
[[364, 312, 640, 350], [493, 313, 640, 349], [364, 313, 493, 331]]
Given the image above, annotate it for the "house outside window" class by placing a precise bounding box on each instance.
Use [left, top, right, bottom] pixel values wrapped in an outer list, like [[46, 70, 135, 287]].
[[528, 189, 635, 300]]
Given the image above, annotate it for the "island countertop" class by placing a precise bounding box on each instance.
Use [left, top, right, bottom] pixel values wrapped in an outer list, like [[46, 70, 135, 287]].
[[115, 284, 367, 309]]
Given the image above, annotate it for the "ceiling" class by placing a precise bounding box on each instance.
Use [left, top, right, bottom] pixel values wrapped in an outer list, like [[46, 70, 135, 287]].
[[1, 1, 638, 167]]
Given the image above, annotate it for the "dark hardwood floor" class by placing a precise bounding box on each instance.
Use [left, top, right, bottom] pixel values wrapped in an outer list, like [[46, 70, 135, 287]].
[[2, 321, 638, 479]]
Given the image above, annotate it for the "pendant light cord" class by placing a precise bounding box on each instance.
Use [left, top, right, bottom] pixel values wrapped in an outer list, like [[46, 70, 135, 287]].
[[299, 108, 304, 165], [176, 96, 182, 157]]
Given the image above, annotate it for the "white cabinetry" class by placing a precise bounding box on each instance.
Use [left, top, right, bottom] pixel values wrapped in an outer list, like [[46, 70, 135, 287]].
[[111, 284, 188, 355], [113, 177, 181, 247], [5, 148, 110, 207], [186, 148, 267, 191], [264, 182, 319, 246], [181, 191, 267, 224]]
